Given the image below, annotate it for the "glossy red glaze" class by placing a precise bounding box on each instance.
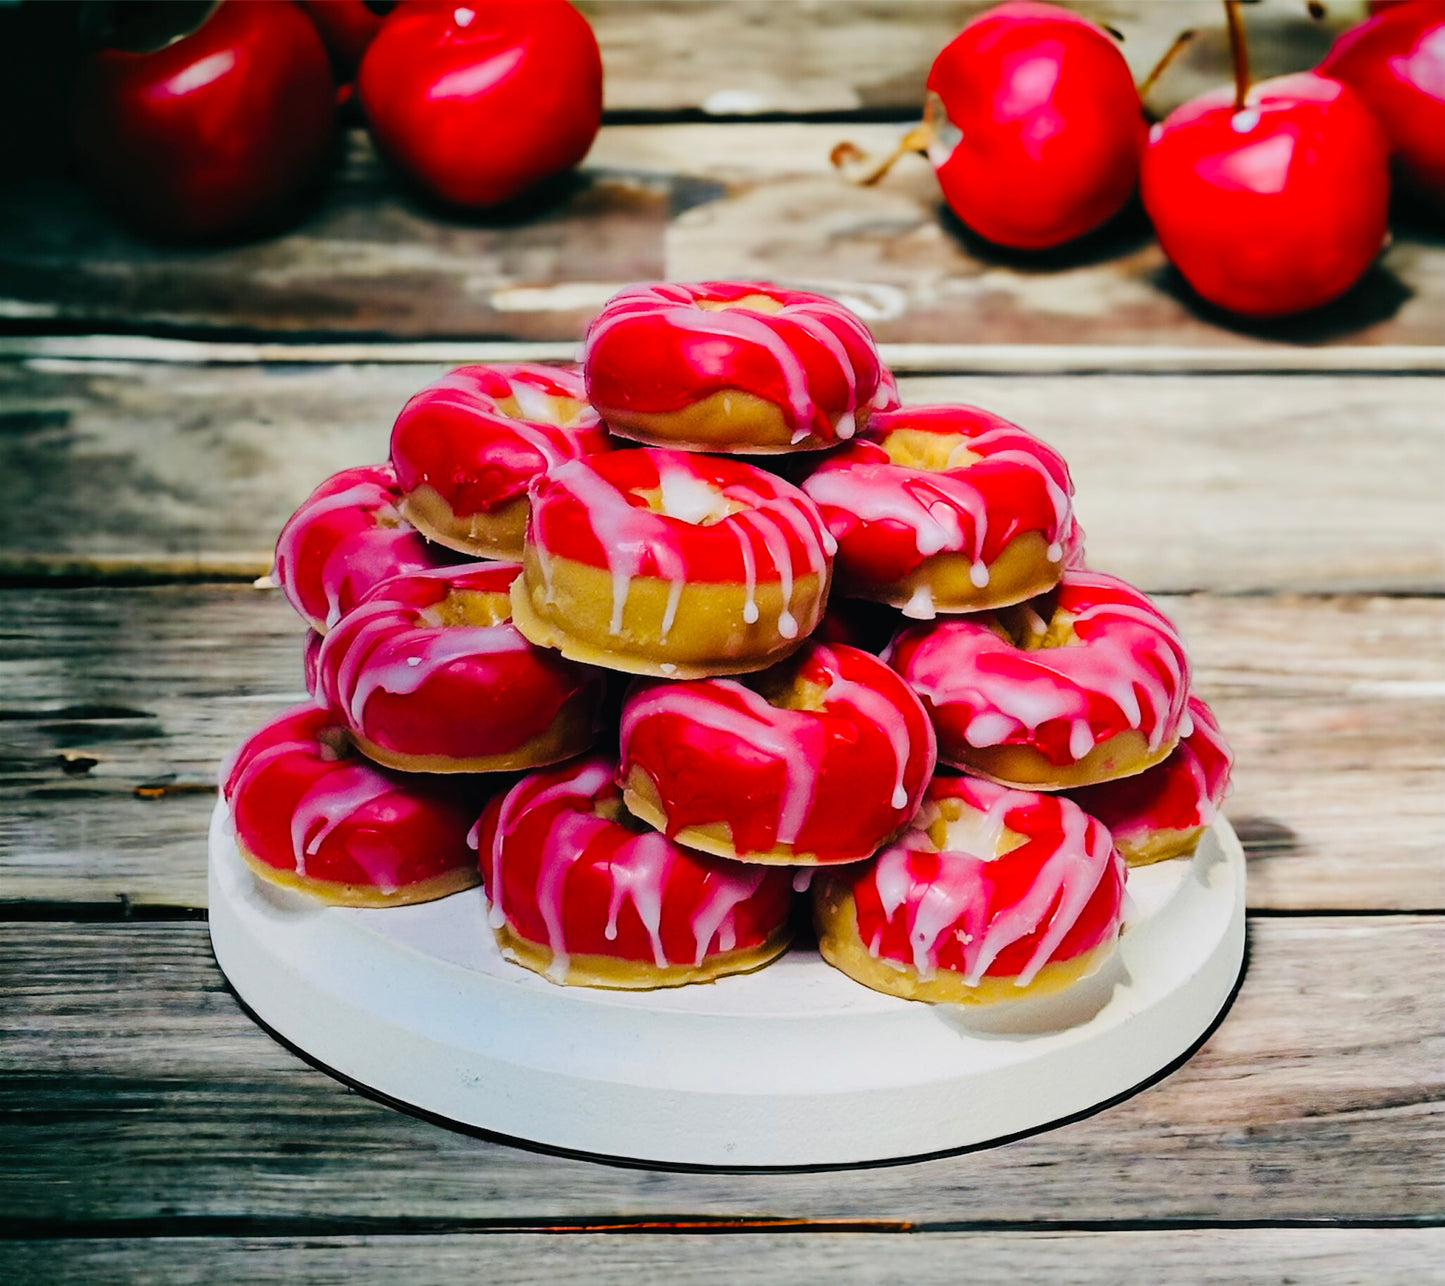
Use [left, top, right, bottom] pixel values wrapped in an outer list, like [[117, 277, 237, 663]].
[[223, 703, 482, 892], [358, 0, 602, 208], [1319, 0, 1445, 210], [619, 643, 937, 863], [316, 563, 605, 766], [389, 364, 610, 517], [298, 0, 391, 77], [274, 463, 455, 633], [1067, 694, 1232, 850], [583, 282, 888, 446], [835, 774, 1124, 983], [800, 404, 1074, 591], [73, 0, 335, 239], [476, 755, 795, 969], [1141, 73, 1391, 318], [529, 448, 834, 584], [887, 570, 1191, 771], [925, 1, 1146, 249]]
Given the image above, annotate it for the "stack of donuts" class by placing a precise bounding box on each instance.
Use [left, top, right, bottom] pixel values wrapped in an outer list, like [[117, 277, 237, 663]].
[[225, 280, 1230, 1010]]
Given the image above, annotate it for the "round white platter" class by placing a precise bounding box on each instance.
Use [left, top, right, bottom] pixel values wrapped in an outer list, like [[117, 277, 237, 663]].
[[208, 800, 1245, 1168]]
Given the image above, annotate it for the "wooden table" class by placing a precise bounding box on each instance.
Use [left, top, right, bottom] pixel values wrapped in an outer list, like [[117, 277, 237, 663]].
[[2, 3, 1442, 1280]]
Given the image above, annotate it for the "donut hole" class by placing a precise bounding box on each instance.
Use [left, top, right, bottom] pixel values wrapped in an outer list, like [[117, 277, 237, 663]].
[[424, 588, 514, 628], [496, 387, 589, 428], [638, 469, 747, 526], [880, 428, 980, 472], [750, 655, 830, 712], [696, 293, 785, 315], [923, 796, 1029, 860], [993, 597, 1080, 651], [593, 792, 656, 835], [314, 725, 355, 763]]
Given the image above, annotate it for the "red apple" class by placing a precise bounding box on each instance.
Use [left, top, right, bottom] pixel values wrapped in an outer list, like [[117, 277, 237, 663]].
[[73, 0, 336, 240], [923, 1, 1146, 249], [358, 0, 603, 209], [1141, 72, 1391, 318], [298, 0, 394, 79], [1318, 0, 1445, 212]]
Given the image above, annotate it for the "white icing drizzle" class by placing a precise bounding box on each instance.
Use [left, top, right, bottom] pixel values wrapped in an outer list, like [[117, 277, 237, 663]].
[[621, 682, 825, 845], [289, 764, 398, 884], [491, 757, 777, 976], [815, 644, 915, 810], [864, 782, 1117, 987], [898, 573, 1189, 764], [902, 585, 936, 619], [582, 282, 880, 439]]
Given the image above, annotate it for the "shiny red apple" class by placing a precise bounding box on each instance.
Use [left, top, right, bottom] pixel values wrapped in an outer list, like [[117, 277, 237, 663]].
[[1141, 72, 1391, 318], [1318, 0, 1445, 212], [73, 0, 336, 240], [923, 0, 1146, 249], [358, 0, 603, 209]]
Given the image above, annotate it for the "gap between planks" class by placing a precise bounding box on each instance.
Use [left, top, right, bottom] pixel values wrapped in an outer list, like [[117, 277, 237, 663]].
[[4, 334, 1442, 373]]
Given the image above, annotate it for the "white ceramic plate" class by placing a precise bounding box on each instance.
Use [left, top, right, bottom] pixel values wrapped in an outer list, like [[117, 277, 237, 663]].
[[208, 800, 1245, 1167]]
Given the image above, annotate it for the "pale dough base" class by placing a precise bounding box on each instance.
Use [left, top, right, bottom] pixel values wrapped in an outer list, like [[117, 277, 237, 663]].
[[597, 388, 863, 454], [510, 545, 826, 678], [947, 728, 1178, 792], [492, 918, 794, 990], [240, 843, 480, 909], [852, 532, 1064, 616], [401, 484, 529, 561]]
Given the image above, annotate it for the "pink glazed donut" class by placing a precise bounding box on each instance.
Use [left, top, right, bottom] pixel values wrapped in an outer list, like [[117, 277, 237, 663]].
[[475, 754, 795, 988], [619, 641, 936, 865], [390, 363, 613, 559], [814, 773, 1126, 1004], [887, 570, 1191, 789], [273, 463, 453, 633], [1068, 694, 1232, 866], [222, 704, 486, 907], [801, 404, 1076, 617], [583, 281, 889, 452], [316, 563, 606, 773]]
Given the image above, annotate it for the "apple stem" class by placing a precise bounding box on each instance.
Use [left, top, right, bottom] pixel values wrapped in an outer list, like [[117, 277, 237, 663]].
[[1223, 0, 1251, 113], [1137, 29, 1197, 102], [830, 120, 934, 187]]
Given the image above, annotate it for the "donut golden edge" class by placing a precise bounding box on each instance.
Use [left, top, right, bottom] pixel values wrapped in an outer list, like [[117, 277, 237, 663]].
[[401, 484, 530, 561], [239, 844, 481, 908], [510, 545, 829, 678], [813, 883, 1116, 1006], [848, 532, 1064, 616], [492, 918, 794, 989], [597, 388, 867, 454], [947, 728, 1178, 792]]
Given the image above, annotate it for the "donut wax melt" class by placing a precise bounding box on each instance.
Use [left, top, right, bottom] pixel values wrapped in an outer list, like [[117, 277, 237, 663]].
[[802, 403, 1075, 618], [888, 570, 1191, 789], [274, 464, 453, 634], [583, 281, 890, 452], [511, 447, 835, 677], [222, 704, 486, 907], [475, 755, 796, 988], [316, 563, 606, 775], [814, 773, 1126, 1005], [619, 641, 937, 865], [390, 363, 612, 561], [1068, 694, 1232, 867]]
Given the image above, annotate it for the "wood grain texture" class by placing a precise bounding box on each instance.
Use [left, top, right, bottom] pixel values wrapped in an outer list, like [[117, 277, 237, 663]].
[[3, 1229, 1442, 1286], [0, 587, 1439, 911], [0, 918, 1440, 1223], [2, 362, 1441, 594], [580, 0, 1365, 117], [2, 121, 1439, 348]]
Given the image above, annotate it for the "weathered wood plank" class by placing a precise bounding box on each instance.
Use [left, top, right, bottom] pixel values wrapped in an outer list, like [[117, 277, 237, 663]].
[[581, 0, 1365, 117], [0, 587, 1439, 911], [2, 120, 1440, 347], [2, 362, 1440, 594], [0, 918, 1439, 1223], [3, 1229, 1442, 1286]]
